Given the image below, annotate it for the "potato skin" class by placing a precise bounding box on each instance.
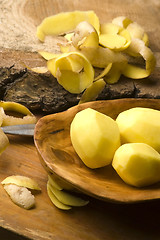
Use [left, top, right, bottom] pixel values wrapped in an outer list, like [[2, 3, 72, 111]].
[[70, 108, 121, 169], [116, 107, 160, 152], [112, 143, 160, 187]]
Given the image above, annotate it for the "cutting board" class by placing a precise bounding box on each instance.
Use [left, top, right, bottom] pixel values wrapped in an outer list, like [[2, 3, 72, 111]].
[[0, 0, 160, 239]]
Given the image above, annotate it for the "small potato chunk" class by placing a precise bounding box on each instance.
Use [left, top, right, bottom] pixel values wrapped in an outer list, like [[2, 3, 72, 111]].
[[70, 108, 121, 169], [116, 107, 160, 152], [112, 143, 160, 187]]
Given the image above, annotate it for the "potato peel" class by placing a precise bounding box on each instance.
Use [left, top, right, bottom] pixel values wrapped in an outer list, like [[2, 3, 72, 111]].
[[48, 175, 63, 191], [47, 181, 71, 210], [1, 175, 41, 191], [3, 184, 35, 210], [36, 10, 100, 42], [79, 78, 106, 104], [0, 101, 37, 126], [71, 21, 99, 49], [48, 181, 89, 207], [47, 52, 94, 93], [36, 11, 156, 101], [122, 38, 156, 79]]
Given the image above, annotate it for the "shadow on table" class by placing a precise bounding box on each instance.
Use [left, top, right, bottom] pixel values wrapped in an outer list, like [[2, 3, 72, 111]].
[[0, 227, 31, 240]]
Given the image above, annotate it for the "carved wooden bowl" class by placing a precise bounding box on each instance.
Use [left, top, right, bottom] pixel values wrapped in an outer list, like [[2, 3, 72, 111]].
[[34, 99, 160, 203]]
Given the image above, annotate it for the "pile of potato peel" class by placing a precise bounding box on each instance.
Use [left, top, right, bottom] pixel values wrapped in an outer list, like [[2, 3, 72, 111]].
[[36, 11, 156, 103]]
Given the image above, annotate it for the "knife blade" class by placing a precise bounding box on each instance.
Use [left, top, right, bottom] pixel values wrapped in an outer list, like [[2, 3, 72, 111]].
[[1, 124, 36, 136]]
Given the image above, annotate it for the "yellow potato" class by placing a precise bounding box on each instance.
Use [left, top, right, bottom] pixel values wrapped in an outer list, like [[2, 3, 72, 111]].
[[70, 108, 121, 169], [112, 143, 160, 187], [116, 107, 160, 152]]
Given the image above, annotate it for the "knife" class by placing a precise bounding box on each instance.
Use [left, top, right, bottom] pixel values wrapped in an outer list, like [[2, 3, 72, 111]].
[[1, 124, 36, 136]]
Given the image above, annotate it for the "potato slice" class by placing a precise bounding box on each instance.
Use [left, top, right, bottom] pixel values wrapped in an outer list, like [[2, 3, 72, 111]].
[[48, 181, 89, 207], [1, 175, 41, 190], [36, 10, 100, 42], [47, 182, 71, 210]]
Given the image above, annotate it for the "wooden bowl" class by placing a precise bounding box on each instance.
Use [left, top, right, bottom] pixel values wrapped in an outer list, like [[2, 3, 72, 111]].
[[34, 98, 160, 203]]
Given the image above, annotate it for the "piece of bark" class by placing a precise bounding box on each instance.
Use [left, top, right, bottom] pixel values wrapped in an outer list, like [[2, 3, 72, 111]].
[[3, 70, 81, 113], [134, 68, 160, 99]]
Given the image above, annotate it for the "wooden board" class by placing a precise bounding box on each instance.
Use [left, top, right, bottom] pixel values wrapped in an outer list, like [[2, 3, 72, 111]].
[[0, 134, 160, 240], [1, 0, 160, 239]]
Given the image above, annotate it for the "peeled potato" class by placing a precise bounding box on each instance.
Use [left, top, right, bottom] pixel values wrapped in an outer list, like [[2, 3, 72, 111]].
[[70, 108, 121, 168], [116, 107, 160, 152], [112, 143, 160, 187]]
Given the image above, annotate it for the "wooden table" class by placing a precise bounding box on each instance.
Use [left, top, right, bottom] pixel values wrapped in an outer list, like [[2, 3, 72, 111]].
[[0, 0, 160, 239]]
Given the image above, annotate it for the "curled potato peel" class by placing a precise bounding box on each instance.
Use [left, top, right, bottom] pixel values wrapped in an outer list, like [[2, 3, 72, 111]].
[[36, 10, 100, 42], [71, 21, 99, 49], [47, 52, 94, 94], [0, 101, 37, 126], [79, 78, 106, 104], [37, 11, 156, 102], [1, 175, 41, 190], [99, 23, 131, 51], [122, 38, 156, 79]]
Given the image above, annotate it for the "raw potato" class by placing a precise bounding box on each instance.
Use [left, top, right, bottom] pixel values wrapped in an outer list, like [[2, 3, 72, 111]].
[[70, 108, 121, 168], [116, 107, 160, 152], [3, 184, 35, 209], [112, 143, 160, 187]]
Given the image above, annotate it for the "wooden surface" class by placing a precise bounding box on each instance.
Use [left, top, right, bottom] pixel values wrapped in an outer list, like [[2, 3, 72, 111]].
[[1, 0, 160, 239], [35, 99, 160, 204], [0, 134, 160, 240]]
